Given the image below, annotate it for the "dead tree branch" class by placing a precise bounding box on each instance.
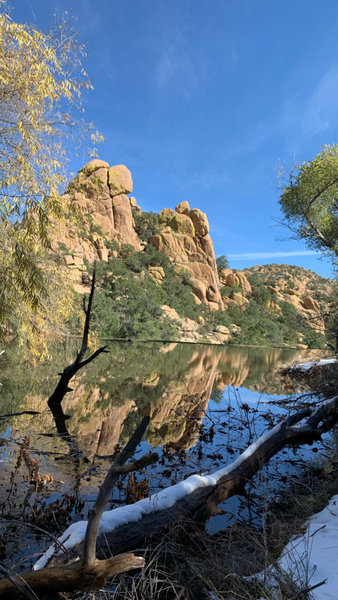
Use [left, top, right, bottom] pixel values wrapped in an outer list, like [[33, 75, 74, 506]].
[[83, 415, 153, 566], [48, 262, 108, 410], [0, 411, 40, 420], [0, 554, 144, 599]]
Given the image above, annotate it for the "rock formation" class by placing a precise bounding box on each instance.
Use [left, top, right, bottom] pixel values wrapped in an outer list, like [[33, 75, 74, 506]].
[[151, 202, 223, 310], [52, 160, 140, 291], [51, 160, 334, 346], [54, 161, 222, 310]]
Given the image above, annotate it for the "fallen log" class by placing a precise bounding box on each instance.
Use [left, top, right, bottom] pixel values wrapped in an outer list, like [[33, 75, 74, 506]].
[[37, 394, 338, 563], [0, 554, 144, 599]]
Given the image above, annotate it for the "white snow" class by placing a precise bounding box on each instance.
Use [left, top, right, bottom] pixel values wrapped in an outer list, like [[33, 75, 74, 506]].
[[33, 422, 282, 570], [255, 494, 338, 599], [295, 357, 337, 372]]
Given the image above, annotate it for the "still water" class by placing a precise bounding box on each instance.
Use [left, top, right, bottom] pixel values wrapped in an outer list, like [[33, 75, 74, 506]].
[[0, 342, 330, 564]]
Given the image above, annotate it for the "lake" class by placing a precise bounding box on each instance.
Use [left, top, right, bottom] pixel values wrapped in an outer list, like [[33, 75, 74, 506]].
[[0, 341, 331, 566]]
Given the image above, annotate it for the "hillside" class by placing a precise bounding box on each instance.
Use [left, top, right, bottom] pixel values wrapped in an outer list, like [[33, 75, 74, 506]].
[[53, 160, 335, 349]]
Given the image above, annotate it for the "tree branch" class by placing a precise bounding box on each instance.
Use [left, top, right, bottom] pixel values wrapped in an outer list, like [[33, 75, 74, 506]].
[[48, 263, 107, 408], [83, 415, 151, 566]]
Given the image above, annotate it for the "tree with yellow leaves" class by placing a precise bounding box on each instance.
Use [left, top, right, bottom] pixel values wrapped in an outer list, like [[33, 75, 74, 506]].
[[0, 3, 101, 357]]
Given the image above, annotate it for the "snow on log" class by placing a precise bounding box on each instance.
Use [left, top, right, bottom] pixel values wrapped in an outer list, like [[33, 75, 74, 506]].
[[34, 395, 338, 569]]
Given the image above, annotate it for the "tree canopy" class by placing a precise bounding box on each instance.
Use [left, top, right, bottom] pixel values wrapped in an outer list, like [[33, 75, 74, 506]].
[[279, 144, 338, 260], [216, 254, 229, 273], [0, 4, 101, 357]]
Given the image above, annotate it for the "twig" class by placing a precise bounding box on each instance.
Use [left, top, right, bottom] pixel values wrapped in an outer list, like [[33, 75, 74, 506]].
[[290, 577, 327, 598], [0, 411, 40, 420]]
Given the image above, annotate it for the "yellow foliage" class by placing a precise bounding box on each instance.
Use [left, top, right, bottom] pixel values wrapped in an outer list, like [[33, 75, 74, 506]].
[[0, 4, 101, 359]]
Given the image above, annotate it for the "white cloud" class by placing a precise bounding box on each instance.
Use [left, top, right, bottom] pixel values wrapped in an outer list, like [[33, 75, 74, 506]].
[[228, 250, 319, 260]]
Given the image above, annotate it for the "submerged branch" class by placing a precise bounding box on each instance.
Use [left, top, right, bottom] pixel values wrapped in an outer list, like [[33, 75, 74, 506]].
[[48, 262, 108, 409]]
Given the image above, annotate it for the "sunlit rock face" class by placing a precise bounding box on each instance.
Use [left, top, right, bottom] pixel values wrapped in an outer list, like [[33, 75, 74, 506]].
[[67, 160, 139, 246], [151, 201, 223, 310], [243, 264, 333, 336], [52, 162, 222, 310], [51, 160, 140, 292]]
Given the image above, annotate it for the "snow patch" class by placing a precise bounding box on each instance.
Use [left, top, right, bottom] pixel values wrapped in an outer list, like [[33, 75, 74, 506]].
[[254, 495, 338, 599]]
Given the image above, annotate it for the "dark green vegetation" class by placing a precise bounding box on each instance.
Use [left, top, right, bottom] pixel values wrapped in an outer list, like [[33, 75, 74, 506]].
[[216, 254, 230, 274], [91, 243, 201, 340], [80, 230, 334, 347], [245, 264, 335, 348]]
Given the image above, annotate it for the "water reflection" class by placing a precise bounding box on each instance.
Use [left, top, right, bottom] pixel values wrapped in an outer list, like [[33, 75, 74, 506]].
[[64, 344, 319, 453], [1, 343, 320, 461], [0, 342, 329, 563]]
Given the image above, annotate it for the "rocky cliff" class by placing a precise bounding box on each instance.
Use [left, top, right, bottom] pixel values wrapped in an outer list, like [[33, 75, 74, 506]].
[[54, 160, 222, 309], [52, 159, 140, 292], [151, 202, 223, 310], [53, 160, 335, 348]]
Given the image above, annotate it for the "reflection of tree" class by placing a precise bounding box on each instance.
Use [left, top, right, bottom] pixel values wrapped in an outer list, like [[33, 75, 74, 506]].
[[49, 400, 89, 465]]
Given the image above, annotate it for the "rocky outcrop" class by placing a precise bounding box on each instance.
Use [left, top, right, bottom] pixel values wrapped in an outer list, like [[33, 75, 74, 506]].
[[161, 305, 230, 344], [151, 202, 223, 310], [52, 160, 140, 291], [51, 161, 334, 346], [243, 264, 335, 337], [219, 269, 252, 298], [54, 161, 223, 311], [303, 296, 320, 312]]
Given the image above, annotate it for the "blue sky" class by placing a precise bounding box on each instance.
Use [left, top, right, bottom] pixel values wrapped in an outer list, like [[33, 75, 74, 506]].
[[13, 0, 338, 278]]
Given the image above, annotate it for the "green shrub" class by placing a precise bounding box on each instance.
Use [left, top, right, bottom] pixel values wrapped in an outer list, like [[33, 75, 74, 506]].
[[133, 211, 161, 243]]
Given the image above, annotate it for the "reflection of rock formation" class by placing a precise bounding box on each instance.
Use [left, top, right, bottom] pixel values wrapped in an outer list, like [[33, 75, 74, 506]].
[[144, 348, 222, 449], [73, 398, 137, 458], [16, 345, 310, 463]]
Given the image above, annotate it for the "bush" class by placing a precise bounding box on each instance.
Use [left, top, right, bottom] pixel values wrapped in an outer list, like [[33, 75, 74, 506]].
[[216, 254, 229, 274], [90, 246, 203, 339], [133, 211, 161, 243]]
